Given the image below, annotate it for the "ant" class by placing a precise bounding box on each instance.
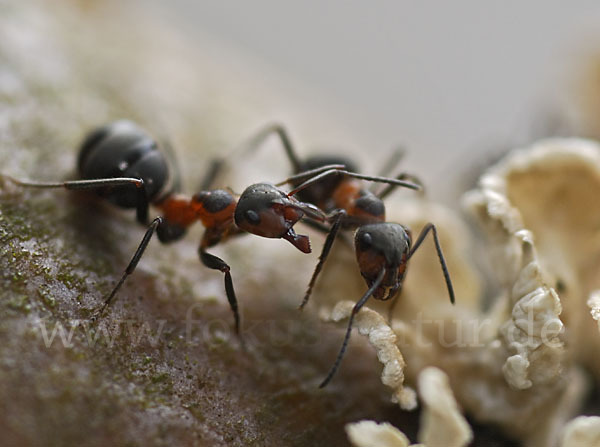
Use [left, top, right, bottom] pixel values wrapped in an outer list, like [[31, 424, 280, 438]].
[[2, 120, 341, 333], [230, 123, 455, 387], [3, 120, 418, 337]]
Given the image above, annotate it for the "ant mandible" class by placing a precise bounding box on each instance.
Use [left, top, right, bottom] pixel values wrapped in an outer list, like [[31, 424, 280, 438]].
[[235, 123, 455, 387], [3, 120, 344, 334]]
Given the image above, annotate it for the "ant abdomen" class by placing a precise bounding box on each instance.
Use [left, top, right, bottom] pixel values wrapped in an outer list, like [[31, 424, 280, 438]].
[[77, 120, 169, 208]]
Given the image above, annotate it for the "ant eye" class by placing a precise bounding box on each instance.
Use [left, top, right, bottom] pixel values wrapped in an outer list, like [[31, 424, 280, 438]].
[[245, 209, 261, 224], [360, 232, 372, 247]]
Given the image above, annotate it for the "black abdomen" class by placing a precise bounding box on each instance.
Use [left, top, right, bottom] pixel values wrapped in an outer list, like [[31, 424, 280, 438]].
[[77, 121, 169, 208]]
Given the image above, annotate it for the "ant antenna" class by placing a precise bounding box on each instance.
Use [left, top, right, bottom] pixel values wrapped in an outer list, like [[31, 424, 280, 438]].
[[243, 123, 304, 172], [319, 267, 386, 388], [288, 169, 422, 197], [274, 164, 345, 187], [4, 175, 151, 224]]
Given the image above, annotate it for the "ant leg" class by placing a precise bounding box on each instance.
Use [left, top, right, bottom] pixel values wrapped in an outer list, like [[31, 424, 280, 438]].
[[91, 216, 163, 320], [199, 124, 304, 191], [376, 172, 425, 200], [319, 268, 386, 388], [299, 210, 346, 310], [199, 248, 240, 335], [287, 169, 422, 197], [407, 223, 455, 305], [242, 123, 303, 171], [4, 175, 151, 225], [199, 158, 226, 190], [369, 146, 406, 192], [376, 146, 405, 178], [159, 140, 183, 195]]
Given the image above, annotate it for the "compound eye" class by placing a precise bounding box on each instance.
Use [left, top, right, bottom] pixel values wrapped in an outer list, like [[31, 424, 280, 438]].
[[359, 232, 372, 248], [245, 209, 261, 225]]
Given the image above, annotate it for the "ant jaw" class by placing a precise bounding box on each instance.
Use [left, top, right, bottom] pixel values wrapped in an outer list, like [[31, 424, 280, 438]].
[[282, 227, 311, 253]]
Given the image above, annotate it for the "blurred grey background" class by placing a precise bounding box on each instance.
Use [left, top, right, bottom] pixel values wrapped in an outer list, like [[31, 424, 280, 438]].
[[148, 0, 600, 203]]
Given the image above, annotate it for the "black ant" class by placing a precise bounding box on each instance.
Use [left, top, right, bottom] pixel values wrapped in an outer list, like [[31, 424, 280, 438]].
[[3, 120, 417, 337], [232, 123, 455, 387]]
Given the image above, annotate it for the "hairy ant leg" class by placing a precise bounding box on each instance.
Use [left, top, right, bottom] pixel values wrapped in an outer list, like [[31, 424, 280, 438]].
[[198, 123, 303, 191], [199, 250, 240, 335], [319, 268, 386, 388], [375, 146, 405, 178], [241, 122, 303, 171], [367, 146, 406, 194], [91, 216, 164, 320], [199, 158, 227, 191]]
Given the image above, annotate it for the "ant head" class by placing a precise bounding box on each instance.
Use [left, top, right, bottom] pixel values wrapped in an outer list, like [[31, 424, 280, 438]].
[[234, 183, 323, 253], [354, 223, 411, 300]]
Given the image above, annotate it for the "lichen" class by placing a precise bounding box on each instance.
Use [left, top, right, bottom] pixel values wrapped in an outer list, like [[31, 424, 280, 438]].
[[315, 139, 600, 447], [327, 300, 416, 410], [346, 368, 472, 447], [561, 416, 600, 447], [346, 421, 412, 447], [417, 367, 472, 447]]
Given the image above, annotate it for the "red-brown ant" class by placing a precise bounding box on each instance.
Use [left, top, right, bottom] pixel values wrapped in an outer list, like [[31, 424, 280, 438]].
[[3, 120, 343, 333], [232, 123, 455, 387], [292, 169, 455, 388]]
